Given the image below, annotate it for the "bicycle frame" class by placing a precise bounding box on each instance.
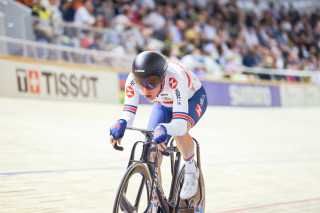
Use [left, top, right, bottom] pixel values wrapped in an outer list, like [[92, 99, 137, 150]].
[[114, 127, 204, 213]]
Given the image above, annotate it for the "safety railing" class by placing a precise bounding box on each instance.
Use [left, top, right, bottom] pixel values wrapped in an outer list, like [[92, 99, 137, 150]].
[[237, 0, 319, 13], [22, 15, 142, 57], [238, 66, 320, 84], [1, 34, 320, 84], [0, 35, 135, 70]]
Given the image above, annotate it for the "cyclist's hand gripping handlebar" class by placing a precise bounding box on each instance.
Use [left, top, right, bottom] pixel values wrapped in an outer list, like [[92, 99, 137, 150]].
[[110, 119, 127, 151]]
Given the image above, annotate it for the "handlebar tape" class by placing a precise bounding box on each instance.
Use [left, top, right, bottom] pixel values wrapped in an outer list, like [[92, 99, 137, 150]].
[[113, 143, 124, 151]]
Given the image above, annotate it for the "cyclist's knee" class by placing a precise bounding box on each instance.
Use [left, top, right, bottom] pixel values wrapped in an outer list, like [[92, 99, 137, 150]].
[[173, 132, 192, 144]]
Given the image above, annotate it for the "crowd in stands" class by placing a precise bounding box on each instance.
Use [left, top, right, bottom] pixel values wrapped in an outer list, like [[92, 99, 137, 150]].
[[17, 0, 320, 81]]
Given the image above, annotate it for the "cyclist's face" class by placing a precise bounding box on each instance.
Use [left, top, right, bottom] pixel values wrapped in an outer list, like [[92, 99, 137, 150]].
[[141, 86, 161, 101], [139, 78, 163, 101]]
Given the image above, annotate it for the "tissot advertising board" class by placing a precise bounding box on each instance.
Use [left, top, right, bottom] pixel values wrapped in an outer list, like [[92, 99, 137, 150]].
[[0, 58, 119, 103]]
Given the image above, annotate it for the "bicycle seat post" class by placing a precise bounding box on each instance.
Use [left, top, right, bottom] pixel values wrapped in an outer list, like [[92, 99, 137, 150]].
[[140, 143, 150, 163]]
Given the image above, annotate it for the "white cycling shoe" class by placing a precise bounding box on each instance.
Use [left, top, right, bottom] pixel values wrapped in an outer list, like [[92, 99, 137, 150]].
[[180, 167, 199, 200]]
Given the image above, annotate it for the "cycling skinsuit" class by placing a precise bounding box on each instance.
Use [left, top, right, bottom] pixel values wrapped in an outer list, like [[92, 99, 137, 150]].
[[120, 60, 208, 143]]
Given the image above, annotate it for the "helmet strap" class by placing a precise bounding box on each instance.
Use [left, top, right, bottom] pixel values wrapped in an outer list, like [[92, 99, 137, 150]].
[[156, 78, 165, 97]]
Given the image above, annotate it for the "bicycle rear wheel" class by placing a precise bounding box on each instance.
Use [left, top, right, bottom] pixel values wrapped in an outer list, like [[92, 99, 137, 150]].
[[113, 163, 153, 213]]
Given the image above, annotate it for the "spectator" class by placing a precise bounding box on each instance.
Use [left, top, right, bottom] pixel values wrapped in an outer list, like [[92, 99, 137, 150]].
[[143, 4, 166, 40], [242, 26, 259, 46], [42, 0, 62, 21], [308, 55, 319, 71], [74, 0, 95, 28], [252, 0, 262, 20], [87, 33, 104, 64], [31, 0, 53, 59], [112, 5, 136, 32], [42, 0, 63, 37], [139, 0, 156, 10], [257, 24, 270, 48], [203, 19, 217, 41], [180, 48, 202, 73], [168, 19, 186, 44], [59, 0, 76, 23], [203, 52, 223, 79], [184, 21, 201, 44], [286, 52, 300, 70], [95, 14, 107, 28], [100, 0, 115, 25], [161, 45, 180, 61], [242, 46, 260, 67], [31, 0, 52, 20]]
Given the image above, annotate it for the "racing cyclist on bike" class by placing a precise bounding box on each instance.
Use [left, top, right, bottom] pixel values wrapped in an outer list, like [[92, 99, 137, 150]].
[[109, 51, 207, 209]]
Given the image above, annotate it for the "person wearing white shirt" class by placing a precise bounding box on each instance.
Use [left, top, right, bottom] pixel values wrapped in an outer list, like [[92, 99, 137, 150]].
[[74, 0, 95, 28]]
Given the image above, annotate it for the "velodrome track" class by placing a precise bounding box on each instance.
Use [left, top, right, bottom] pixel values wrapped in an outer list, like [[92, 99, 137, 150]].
[[1, 97, 320, 212]]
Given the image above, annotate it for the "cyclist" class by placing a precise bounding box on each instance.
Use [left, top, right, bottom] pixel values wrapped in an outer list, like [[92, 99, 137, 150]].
[[109, 51, 207, 209]]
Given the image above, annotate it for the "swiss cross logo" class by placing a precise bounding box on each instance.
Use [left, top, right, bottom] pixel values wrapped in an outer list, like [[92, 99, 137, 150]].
[[169, 78, 178, 89], [16, 69, 40, 94], [28, 70, 40, 94], [196, 104, 202, 117], [126, 86, 134, 98]]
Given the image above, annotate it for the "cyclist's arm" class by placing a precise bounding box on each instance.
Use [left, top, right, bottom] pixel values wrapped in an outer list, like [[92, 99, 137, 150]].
[[161, 73, 189, 136], [120, 74, 140, 127]]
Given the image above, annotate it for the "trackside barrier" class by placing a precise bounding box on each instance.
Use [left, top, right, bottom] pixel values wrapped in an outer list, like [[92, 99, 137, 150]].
[[280, 84, 320, 107], [0, 56, 119, 103], [201, 81, 282, 107], [1, 56, 319, 107], [201, 81, 320, 107]]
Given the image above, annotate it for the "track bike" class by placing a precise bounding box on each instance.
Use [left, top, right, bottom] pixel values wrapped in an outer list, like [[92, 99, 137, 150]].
[[112, 127, 205, 213]]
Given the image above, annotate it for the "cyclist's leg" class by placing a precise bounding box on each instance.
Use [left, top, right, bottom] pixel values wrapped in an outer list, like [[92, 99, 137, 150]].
[[173, 86, 207, 199], [147, 103, 173, 211], [147, 103, 173, 183]]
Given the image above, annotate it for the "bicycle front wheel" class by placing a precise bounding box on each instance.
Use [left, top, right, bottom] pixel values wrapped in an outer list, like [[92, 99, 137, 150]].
[[113, 163, 153, 213]]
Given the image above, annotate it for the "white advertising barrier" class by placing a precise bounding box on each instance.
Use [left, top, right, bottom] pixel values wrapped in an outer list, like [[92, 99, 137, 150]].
[[280, 84, 320, 107], [0, 57, 119, 103], [305, 85, 320, 106]]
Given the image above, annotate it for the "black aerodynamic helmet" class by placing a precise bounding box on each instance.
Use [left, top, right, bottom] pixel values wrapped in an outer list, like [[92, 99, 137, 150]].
[[132, 51, 168, 89]]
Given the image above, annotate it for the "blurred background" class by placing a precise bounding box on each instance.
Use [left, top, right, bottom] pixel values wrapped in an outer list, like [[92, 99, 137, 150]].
[[1, 0, 320, 81], [1, 0, 320, 106], [1, 0, 320, 212]]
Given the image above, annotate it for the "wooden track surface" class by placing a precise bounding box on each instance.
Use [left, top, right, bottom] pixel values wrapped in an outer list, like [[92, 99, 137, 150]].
[[0, 97, 320, 212]]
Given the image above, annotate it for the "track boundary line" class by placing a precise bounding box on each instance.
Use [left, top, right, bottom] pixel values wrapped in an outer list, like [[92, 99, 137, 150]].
[[1, 157, 320, 175], [0, 167, 124, 175]]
